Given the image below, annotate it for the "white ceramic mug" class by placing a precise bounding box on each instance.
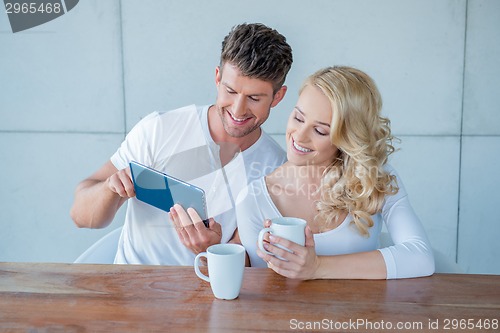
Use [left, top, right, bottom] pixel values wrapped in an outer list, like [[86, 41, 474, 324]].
[[258, 217, 307, 260], [194, 243, 245, 300]]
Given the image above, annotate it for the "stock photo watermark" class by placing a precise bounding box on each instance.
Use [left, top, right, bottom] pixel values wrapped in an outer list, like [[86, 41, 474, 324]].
[[289, 318, 499, 331], [3, 0, 79, 33]]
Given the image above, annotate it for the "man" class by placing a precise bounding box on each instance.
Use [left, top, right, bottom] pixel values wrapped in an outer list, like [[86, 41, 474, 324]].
[[70, 23, 293, 265]]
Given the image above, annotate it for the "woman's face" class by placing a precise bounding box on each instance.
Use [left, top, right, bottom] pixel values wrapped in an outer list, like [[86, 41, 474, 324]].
[[286, 84, 339, 168]]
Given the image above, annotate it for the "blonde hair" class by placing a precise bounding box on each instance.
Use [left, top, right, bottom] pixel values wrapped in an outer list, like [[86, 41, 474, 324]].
[[303, 66, 398, 236]]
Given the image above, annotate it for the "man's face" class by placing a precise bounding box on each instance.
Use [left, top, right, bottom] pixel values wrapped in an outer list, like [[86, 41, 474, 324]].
[[214, 63, 284, 138]]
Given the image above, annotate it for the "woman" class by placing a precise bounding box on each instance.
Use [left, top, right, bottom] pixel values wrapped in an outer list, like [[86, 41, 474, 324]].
[[236, 66, 435, 279]]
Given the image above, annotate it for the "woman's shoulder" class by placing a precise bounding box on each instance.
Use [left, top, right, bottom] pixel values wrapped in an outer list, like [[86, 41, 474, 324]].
[[380, 163, 413, 213], [383, 163, 397, 176], [383, 163, 407, 193]]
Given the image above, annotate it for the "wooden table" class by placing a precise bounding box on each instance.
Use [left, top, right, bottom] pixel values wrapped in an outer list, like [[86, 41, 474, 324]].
[[1, 263, 499, 332]]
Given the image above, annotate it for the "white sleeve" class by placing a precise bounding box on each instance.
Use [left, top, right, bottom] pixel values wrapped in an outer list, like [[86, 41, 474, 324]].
[[110, 112, 158, 170], [236, 180, 277, 268], [378, 168, 435, 279]]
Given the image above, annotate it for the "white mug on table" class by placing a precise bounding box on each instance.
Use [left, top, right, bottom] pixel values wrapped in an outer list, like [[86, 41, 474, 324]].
[[194, 243, 245, 300]]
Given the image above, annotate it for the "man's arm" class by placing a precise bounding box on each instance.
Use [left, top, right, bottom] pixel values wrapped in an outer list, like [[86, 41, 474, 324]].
[[70, 160, 135, 229]]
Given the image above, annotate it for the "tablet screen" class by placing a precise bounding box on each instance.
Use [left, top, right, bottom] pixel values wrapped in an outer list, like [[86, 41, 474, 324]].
[[129, 161, 208, 222]]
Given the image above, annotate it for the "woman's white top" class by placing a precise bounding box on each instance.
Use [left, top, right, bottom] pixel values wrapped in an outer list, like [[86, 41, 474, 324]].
[[236, 165, 435, 279]]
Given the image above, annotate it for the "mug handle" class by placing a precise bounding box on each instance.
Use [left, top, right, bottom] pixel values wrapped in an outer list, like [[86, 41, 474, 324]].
[[258, 228, 273, 255], [194, 252, 210, 282]]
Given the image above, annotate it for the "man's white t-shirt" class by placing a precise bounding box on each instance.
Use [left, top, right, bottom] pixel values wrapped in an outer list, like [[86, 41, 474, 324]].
[[110, 104, 287, 265]]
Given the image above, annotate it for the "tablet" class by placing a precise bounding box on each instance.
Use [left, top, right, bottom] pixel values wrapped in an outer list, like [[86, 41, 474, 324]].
[[129, 161, 209, 227]]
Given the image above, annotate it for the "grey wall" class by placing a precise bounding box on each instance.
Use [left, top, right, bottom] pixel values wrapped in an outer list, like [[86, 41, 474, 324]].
[[1, 0, 498, 274]]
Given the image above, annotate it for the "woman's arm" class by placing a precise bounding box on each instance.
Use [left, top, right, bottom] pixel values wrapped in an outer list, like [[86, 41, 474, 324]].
[[257, 226, 387, 279], [378, 195, 435, 279], [258, 190, 435, 280]]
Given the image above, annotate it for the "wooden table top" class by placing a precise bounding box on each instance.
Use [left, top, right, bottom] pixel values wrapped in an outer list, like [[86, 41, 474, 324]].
[[1, 262, 499, 332]]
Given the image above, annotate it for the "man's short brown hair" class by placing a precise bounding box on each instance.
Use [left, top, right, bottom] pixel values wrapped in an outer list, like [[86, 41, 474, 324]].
[[220, 23, 293, 93]]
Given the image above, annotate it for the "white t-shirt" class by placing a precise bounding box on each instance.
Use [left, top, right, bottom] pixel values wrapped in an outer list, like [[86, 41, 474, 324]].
[[236, 165, 435, 279], [110, 104, 287, 265]]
